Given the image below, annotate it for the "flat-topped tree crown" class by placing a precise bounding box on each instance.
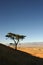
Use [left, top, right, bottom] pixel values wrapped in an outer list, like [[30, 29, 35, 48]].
[[5, 32, 26, 50]]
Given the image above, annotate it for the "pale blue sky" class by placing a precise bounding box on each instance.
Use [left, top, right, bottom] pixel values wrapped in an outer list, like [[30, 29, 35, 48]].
[[0, 0, 43, 44]]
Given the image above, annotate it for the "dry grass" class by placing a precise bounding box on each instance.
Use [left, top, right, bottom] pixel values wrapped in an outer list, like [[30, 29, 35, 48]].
[[0, 44, 43, 65], [10, 45, 43, 58], [18, 47, 43, 58]]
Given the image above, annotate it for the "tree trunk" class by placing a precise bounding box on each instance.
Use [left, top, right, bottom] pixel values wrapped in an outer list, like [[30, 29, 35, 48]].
[[15, 43, 17, 50]]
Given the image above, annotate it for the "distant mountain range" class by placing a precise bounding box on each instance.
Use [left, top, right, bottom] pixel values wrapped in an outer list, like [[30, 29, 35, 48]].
[[18, 42, 43, 47], [0, 42, 43, 47]]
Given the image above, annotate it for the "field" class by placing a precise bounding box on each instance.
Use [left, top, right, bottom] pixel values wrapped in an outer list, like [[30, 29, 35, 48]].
[[10, 45, 43, 58], [9, 44, 43, 58], [18, 47, 43, 58], [0, 44, 43, 65]]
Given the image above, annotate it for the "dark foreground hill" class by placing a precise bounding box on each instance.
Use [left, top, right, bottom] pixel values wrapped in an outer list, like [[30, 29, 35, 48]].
[[0, 44, 43, 65]]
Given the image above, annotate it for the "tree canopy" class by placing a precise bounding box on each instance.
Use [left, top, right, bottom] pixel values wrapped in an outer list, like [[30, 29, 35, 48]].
[[5, 32, 26, 50]]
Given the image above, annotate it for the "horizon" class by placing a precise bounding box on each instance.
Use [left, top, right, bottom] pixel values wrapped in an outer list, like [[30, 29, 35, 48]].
[[0, 0, 43, 44], [1, 42, 43, 46]]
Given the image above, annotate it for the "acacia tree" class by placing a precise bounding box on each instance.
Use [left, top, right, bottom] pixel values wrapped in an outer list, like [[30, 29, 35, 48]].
[[5, 32, 26, 50]]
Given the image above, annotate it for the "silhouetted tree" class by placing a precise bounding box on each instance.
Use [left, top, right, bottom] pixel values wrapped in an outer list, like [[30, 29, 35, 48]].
[[5, 32, 26, 50]]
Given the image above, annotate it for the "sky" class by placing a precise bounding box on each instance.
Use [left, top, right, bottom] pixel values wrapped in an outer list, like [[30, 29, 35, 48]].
[[0, 0, 43, 44]]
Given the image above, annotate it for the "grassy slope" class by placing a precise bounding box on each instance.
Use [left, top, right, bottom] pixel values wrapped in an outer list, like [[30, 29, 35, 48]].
[[18, 47, 43, 58], [0, 44, 43, 65]]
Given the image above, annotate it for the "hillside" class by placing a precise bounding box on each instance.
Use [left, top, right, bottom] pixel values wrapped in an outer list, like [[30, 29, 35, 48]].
[[0, 44, 43, 65]]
